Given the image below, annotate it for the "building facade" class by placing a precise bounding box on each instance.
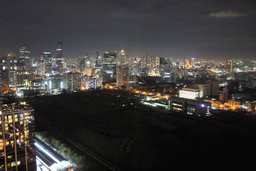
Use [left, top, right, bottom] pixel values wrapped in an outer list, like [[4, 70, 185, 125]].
[[179, 88, 203, 100], [168, 97, 211, 117], [102, 52, 117, 83], [0, 110, 36, 171], [116, 64, 129, 87], [63, 72, 82, 92]]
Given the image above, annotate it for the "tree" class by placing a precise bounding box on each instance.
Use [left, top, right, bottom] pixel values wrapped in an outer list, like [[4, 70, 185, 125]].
[[41, 131, 48, 138], [54, 139, 61, 148], [70, 152, 79, 163], [63, 147, 72, 158], [58, 143, 67, 153], [49, 136, 55, 145]]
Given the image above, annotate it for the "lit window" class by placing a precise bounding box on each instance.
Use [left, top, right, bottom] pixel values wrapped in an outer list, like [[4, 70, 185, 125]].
[[11, 162, 16, 167]]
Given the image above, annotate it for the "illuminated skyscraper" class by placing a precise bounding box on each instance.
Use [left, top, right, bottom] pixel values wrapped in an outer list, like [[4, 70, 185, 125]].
[[146, 52, 149, 66], [19, 47, 31, 69], [56, 40, 63, 58], [102, 52, 117, 83], [119, 50, 126, 64], [54, 40, 64, 73], [0, 54, 18, 92], [116, 64, 129, 88], [94, 52, 101, 67], [40, 52, 52, 68], [0, 109, 36, 170], [63, 72, 82, 92]]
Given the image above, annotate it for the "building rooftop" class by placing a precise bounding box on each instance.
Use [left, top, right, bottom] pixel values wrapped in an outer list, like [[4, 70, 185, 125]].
[[181, 87, 200, 92]]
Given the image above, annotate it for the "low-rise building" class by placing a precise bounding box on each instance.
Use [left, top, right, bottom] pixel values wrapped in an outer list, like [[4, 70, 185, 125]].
[[179, 87, 203, 100], [168, 96, 211, 117]]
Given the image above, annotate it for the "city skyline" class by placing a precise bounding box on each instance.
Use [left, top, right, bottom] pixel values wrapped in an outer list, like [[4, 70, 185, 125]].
[[1, 0, 255, 59]]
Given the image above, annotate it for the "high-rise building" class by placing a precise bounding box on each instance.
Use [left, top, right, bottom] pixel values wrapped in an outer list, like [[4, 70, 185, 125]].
[[19, 47, 31, 69], [102, 52, 117, 83], [36, 60, 45, 76], [95, 52, 101, 67], [82, 76, 102, 90], [40, 51, 52, 69], [56, 40, 63, 58], [54, 40, 64, 73], [16, 69, 36, 89], [190, 57, 195, 68], [219, 86, 228, 102], [63, 72, 82, 92], [0, 54, 18, 92], [146, 52, 149, 67], [119, 50, 126, 64], [0, 109, 36, 171], [116, 64, 129, 88]]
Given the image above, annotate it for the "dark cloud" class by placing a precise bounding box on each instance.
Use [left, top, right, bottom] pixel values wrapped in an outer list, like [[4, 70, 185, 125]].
[[209, 10, 247, 18]]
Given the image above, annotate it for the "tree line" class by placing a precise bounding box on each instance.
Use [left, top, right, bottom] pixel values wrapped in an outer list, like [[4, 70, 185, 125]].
[[35, 131, 90, 170]]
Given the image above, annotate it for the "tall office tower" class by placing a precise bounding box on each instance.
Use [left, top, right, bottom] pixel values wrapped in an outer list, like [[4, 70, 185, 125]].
[[154, 57, 160, 75], [0, 54, 18, 92], [190, 57, 195, 68], [56, 40, 63, 58], [119, 50, 126, 64], [55, 40, 64, 73], [0, 109, 36, 171], [230, 59, 234, 79], [84, 55, 93, 77], [160, 57, 176, 82], [102, 52, 117, 83], [82, 76, 102, 90], [133, 57, 139, 75], [40, 52, 52, 73], [6, 54, 18, 91], [146, 52, 149, 66], [37, 60, 45, 76], [116, 64, 129, 88], [95, 52, 101, 67], [63, 72, 82, 92], [148, 56, 156, 75], [219, 86, 228, 102], [16, 69, 36, 89], [19, 47, 31, 70], [185, 59, 191, 69], [19, 47, 30, 58]]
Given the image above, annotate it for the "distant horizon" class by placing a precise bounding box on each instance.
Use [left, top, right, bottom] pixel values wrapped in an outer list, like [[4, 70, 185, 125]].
[[1, 44, 255, 61]]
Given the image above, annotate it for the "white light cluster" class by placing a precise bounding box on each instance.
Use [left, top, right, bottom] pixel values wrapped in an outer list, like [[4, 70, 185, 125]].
[[179, 90, 199, 100]]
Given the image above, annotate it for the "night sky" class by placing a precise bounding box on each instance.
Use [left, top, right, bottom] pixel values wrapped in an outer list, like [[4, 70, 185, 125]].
[[1, 0, 255, 60]]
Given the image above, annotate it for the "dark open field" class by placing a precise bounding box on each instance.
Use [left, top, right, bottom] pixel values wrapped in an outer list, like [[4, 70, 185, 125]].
[[34, 91, 256, 170]]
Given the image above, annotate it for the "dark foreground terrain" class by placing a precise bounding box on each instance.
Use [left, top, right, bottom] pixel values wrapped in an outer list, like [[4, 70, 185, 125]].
[[33, 91, 256, 170]]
